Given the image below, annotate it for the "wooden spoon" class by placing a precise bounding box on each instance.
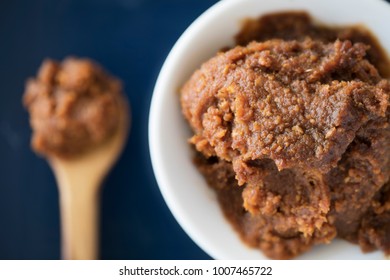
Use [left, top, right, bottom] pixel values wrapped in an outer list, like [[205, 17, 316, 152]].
[[49, 98, 130, 260]]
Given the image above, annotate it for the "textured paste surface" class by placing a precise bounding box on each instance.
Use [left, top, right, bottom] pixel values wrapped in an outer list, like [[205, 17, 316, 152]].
[[181, 12, 390, 259], [24, 58, 123, 158]]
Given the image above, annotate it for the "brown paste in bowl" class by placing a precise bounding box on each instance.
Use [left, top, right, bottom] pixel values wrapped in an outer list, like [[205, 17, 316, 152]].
[[180, 12, 390, 259], [23, 58, 124, 158]]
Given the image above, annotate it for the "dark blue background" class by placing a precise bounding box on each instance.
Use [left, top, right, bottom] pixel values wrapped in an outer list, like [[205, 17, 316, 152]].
[[0, 0, 218, 260]]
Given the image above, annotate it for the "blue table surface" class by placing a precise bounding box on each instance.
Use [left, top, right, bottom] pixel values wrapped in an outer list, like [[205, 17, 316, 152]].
[[1, 0, 389, 260], [0, 0, 217, 260]]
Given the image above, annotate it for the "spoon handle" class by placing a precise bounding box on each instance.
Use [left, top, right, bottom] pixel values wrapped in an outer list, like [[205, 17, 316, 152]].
[[49, 99, 129, 260], [53, 161, 101, 260]]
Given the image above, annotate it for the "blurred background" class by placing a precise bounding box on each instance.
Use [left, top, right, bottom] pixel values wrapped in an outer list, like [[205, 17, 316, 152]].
[[0, 0, 218, 260]]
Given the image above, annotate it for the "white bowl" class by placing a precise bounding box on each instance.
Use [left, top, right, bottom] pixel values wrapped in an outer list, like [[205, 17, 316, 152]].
[[149, 0, 390, 259]]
